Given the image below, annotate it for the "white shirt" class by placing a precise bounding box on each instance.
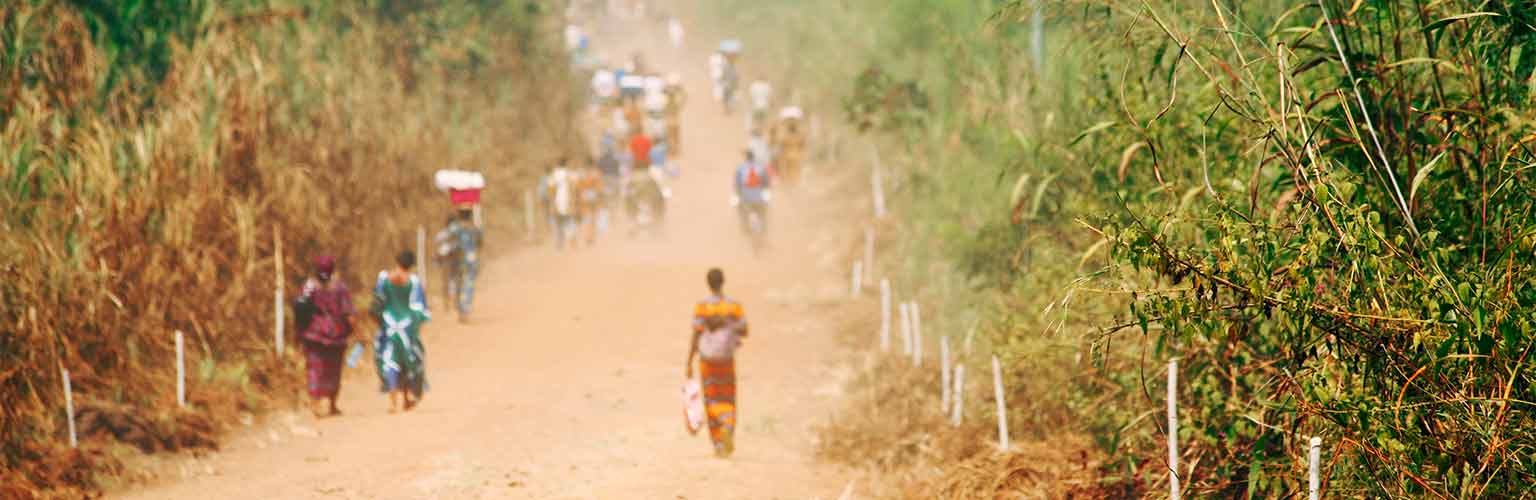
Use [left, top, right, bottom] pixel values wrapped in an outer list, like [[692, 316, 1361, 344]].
[[749, 80, 772, 111], [564, 25, 582, 52], [748, 135, 771, 165], [591, 70, 616, 98], [551, 168, 574, 215], [668, 19, 685, 48], [708, 53, 724, 82]]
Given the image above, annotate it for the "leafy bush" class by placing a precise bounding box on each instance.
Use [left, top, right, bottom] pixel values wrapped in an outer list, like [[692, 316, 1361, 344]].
[[697, 0, 1536, 496]]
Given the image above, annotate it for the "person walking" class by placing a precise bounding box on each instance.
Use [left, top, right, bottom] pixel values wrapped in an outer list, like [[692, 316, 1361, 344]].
[[293, 255, 356, 418], [549, 159, 578, 250], [684, 268, 749, 458], [577, 165, 604, 247], [372, 250, 430, 413], [664, 73, 687, 156], [447, 207, 482, 321]]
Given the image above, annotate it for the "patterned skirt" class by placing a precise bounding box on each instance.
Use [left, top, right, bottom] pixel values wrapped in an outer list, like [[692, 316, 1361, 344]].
[[304, 342, 346, 398], [699, 359, 737, 455]]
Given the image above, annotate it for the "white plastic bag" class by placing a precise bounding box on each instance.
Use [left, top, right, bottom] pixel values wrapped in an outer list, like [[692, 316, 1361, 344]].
[[682, 378, 705, 435]]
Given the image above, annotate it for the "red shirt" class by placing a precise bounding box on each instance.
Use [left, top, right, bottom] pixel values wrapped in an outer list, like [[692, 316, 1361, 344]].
[[629, 134, 653, 167]]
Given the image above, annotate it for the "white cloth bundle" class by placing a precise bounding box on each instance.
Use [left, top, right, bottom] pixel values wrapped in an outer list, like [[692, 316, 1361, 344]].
[[434, 170, 485, 191]]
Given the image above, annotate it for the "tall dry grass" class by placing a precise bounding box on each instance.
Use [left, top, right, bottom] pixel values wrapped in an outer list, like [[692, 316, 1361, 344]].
[[1, 2, 581, 495]]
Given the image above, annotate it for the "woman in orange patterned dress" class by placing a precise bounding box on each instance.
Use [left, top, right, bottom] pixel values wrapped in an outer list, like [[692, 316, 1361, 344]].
[[684, 268, 748, 458]]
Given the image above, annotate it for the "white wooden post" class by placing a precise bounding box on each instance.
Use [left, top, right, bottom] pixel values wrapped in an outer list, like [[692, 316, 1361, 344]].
[[417, 225, 428, 288], [912, 302, 923, 366], [274, 226, 284, 357], [525, 188, 536, 241], [992, 355, 1010, 451], [1168, 358, 1180, 500], [871, 147, 886, 219], [951, 364, 964, 426], [964, 319, 977, 355], [175, 330, 186, 408], [899, 302, 913, 355], [1309, 436, 1321, 500], [62, 368, 76, 448], [851, 261, 863, 297], [863, 226, 875, 286], [941, 336, 952, 412], [879, 280, 891, 351]]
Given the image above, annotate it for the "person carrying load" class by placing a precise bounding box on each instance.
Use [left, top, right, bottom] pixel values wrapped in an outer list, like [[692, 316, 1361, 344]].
[[432, 169, 485, 322], [684, 268, 749, 458], [715, 39, 741, 114], [770, 106, 808, 188]]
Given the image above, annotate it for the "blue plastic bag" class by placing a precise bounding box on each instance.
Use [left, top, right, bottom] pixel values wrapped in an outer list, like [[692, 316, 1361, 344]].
[[345, 342, 365, 368]]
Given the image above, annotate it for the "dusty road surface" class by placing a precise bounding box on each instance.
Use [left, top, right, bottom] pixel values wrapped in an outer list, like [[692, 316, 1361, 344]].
[[113, 11, 863, 500]]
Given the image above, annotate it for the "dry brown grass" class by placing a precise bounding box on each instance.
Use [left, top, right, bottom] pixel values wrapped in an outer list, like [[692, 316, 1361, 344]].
[[815, 353, 1118, 499], [1, 4, 580, 495]]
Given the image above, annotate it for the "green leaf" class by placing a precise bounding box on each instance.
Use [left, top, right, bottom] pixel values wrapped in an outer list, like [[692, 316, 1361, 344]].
[[1069, 121, 1116, 146], [1409, 151, 1447, 203], [1422, 12, 1500, 34]]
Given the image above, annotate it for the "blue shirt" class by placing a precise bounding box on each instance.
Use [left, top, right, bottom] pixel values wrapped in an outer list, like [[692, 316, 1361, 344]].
[[649, 143, 669, 168], [735, 161, 770, 205]]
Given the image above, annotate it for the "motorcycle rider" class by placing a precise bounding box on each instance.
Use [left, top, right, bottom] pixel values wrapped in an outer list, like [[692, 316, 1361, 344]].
[[733, 149, 771, 239]]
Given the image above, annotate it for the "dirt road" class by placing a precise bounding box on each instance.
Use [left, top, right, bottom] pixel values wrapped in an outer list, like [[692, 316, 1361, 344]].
[[113, 11, 861, 500]]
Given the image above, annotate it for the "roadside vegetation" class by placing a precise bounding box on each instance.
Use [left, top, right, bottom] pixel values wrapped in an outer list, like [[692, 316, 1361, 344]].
[[694, 0, 1536, 496], [2, 1, 578, 495]]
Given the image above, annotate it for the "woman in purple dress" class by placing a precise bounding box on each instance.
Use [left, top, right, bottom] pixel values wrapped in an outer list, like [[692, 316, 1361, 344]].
[[293, 255, 356, 417]]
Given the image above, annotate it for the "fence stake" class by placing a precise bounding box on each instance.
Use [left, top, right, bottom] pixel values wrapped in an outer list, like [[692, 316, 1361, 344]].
[[1309, 436, 1321, 500], [871, 148, 886, 219], [912, 302, 923, 366], [899, 302, 913, 356], [62, 368, 76, 448], [851, 261, 863, 297], [964, 319, 977, 356], [175, 330, 186, 408], [863, 226, 875, 287], [879, 280, 891, 351], [951, 364, 964, 426], [525, 188, 536, 241], [1168, 358, 1180, 500], [274, 226, 284, 356], [992, 355, 1010, 451], [941, 336, 952, 412]]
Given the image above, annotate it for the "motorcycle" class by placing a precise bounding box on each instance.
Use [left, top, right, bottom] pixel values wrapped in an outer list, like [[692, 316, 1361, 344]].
[[626, 167, 671, 237], [731, 190, 771, 255]]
